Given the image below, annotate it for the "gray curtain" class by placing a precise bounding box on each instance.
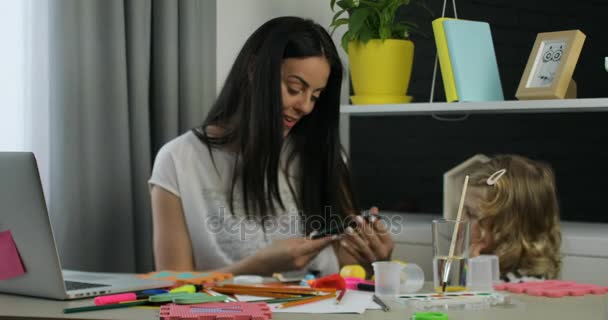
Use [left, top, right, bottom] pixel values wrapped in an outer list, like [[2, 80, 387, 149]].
[[47, 0, 216, 272]]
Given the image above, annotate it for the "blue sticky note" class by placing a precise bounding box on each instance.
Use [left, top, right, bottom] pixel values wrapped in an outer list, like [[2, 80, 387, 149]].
[[175, 272, 211, 279], [443, 19, 504, 102]]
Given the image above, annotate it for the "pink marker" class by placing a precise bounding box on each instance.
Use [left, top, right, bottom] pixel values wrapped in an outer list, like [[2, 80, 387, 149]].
[[344, 277, 375, 290], [94, 292, 151, 305]]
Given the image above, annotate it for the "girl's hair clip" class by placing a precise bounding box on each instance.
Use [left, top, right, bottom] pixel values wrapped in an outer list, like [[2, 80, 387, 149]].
[[486, 169, 507, 186]]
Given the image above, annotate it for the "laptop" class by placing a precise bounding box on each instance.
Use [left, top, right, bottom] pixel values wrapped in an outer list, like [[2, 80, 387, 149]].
[[0, 152, 173, 300]]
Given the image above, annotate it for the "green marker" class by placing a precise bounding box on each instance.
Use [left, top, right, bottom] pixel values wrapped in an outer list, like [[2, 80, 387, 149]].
[[173, 294, 230, 305]]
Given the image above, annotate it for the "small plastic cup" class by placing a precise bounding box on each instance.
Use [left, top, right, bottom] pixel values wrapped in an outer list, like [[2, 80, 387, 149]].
[[373, 261, 402, 298], [373, 261, 425, 298], [467, 255, 500, 291]]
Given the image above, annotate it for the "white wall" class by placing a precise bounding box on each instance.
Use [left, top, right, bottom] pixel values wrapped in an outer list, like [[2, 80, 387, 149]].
[[216, 0, 351, 150], [215, 0, 349, 104]]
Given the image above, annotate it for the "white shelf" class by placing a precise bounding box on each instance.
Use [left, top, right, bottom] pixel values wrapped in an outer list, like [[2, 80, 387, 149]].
[[340, 98, 608, 116]]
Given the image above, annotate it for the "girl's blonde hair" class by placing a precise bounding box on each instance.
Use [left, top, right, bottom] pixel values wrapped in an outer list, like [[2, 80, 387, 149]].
[[468, 155, 561, 279]]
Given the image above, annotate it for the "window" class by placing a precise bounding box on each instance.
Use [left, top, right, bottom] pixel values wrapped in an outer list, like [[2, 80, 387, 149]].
[[0, 1, 25, 151], [0, 1, 50, 200]]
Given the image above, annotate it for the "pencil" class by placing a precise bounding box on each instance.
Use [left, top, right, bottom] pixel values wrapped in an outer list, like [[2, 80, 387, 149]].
[[221, 284, 322, 292], [225, 290, 300, 298], [210, 287, 316, 296], [63, 300, 148, 314], [276, 293, 336, 309], [211, 286, 320, 295], [255, 296, 314, 304], [335, 290, 346, 304]]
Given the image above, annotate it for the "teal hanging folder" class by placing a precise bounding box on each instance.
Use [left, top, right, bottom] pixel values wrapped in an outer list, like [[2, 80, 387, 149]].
[[443, 19, 504, 102]]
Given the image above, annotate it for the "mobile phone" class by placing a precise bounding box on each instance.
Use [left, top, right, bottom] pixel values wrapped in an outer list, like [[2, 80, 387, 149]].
[[310, 214, 382, 239]]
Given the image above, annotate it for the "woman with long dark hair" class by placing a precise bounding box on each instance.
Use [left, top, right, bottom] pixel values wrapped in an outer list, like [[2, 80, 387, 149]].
[[149, 16, 393, 276]]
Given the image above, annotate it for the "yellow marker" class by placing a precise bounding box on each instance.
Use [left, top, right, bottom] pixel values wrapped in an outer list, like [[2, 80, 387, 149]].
[[340, 265, 366, 279], [169, 284, 196, 294]]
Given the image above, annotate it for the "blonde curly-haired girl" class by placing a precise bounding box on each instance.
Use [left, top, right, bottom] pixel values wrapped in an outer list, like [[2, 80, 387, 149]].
[[464, 154, 561, 280]]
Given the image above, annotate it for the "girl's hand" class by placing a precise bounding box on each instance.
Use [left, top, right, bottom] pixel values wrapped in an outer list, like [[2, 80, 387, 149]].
[[337, 207, 394, 270]]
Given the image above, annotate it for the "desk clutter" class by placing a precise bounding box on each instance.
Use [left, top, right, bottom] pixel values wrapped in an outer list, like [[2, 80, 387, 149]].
[[62, 271, 378, 315], [57, 266, 608, 317]]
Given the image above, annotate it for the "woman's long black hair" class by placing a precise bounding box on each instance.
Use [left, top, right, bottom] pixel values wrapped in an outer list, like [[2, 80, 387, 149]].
[[193, 16, 357, 232]]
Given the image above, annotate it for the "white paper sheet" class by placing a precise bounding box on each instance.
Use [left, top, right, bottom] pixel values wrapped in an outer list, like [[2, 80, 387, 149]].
[[367, 300, 383, 310], [234, 294, 271, 302], [271, 290, 374, 314]]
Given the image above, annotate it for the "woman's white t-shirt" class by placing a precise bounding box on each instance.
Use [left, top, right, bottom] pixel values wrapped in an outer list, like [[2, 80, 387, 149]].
[[149, 131, 339, 275]]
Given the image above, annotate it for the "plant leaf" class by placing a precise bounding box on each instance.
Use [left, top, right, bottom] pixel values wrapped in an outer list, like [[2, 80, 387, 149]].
[[379, 26, 391, 39], [359, 25, 374, 44], [331, 9, 346, 25], [336, 0, 354, 10], [341, 30, 353, 53], [331, 18, 350, 28], [391, 24, 412, 39], [348, 7, 372, 35], [330, 18, 350, 35], [331, 0, 337, 11], [358, 0, 383, 8]]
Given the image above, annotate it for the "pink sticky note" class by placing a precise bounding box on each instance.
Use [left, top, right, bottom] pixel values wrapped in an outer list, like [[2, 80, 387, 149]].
[[0, 230, 26, 280]]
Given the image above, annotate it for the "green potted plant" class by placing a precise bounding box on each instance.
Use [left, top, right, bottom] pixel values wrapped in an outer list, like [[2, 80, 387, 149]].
[[330, 0, 432, 104]]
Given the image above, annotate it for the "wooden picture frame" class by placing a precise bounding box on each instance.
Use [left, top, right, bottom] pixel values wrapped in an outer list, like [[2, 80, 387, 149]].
[[515, 30, 586, 100]]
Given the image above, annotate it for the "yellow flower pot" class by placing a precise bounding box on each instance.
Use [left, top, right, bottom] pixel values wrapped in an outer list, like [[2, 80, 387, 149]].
[[348, 39, 414, 104]]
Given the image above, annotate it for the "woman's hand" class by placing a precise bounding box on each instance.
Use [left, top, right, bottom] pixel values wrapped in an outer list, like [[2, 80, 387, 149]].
[[336, 207, 394, 271], [226, 236, 335, 275]]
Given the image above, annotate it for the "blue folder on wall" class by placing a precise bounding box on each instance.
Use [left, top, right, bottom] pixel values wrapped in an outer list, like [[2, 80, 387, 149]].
[[442, 19, 504, 102]]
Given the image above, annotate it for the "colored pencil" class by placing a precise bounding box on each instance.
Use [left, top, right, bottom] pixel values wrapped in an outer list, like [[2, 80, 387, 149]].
[[276, 293, 336, 309], [220, 284, 337, 294], [63, 300, 148, 314], [335, 290, 346, 304], [227, 290, 300, 298], [210, 286, 319, 296], [254, 296, 312, 304], [221, 284, 320, 292]]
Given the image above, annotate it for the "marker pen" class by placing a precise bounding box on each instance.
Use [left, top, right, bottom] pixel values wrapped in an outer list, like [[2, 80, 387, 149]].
[[169, 284, 197, 294], [356, 283, 375, 292], [94, 292, 155, 306]]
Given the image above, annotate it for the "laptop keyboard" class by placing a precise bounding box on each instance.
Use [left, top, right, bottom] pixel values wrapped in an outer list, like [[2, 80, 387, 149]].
[[64, 280, 110, 291]]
